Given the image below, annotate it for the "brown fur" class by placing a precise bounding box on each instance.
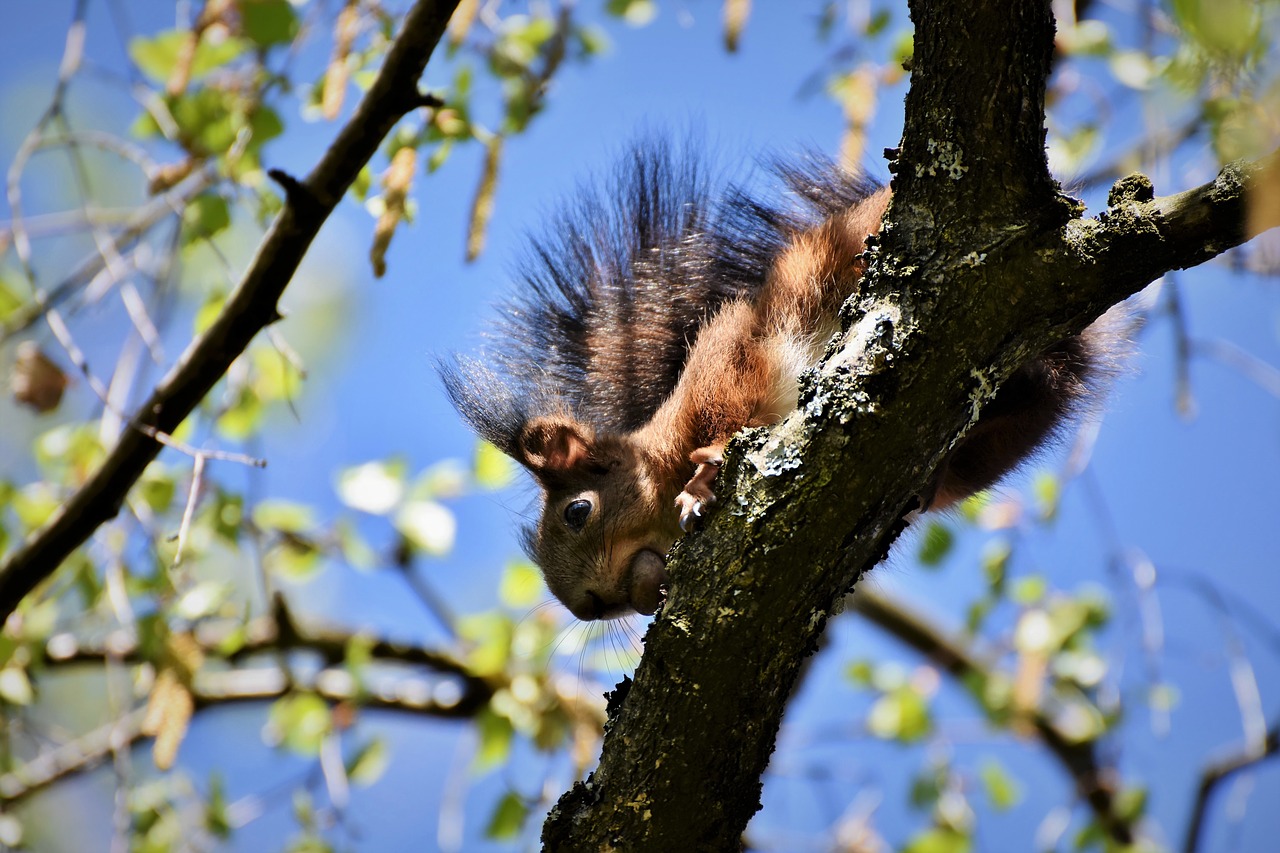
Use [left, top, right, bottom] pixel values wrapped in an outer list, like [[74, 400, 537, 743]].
[[446, 151, 1116, 621]]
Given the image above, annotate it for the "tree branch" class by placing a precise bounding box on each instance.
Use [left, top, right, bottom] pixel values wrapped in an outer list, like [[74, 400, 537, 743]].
[[0, 0, 463, 623], [1183, 720, 1280, 853], [542, 0, 1280, 842]]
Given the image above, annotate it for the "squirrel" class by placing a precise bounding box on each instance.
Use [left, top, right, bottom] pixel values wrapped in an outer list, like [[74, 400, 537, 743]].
[[442, 140, 1118, 621]]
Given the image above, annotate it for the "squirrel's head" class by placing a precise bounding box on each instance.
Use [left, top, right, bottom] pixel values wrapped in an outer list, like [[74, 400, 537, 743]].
[[514, 415, 675, 621]]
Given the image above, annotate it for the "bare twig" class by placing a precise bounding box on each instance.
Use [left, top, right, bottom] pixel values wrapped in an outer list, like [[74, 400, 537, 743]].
[[1183, 721, 1280, 853]]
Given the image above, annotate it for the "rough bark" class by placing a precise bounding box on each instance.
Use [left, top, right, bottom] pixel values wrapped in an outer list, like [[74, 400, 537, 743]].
[[541, 0, 1280, 849]]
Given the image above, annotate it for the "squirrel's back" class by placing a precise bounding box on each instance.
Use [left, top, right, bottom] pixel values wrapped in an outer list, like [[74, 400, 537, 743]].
[[440, 140, 883, 456]]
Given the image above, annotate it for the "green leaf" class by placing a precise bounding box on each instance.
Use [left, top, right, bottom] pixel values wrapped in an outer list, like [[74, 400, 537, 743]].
[[903, 827, 972, 853], [204, 774, 231, 839], [266, 694, 331, 755], [499, 561, 544, 609], [12, 482, 60, 530], [253, 500, 314, 534], [867, 685, 932, 742], [240, 0, 299, 47], [336, 460, 406, 515], [1115, 786, 1148, 822], [846, 659, 874, 687], [0, 667, 34, 705], [979, 759, 1022, 810], [484, 791, 529, 840], [129, 30, 248, 84], [0, 278, 23, 322], [266, 538, 323, 582], [474, 707, 515, 772], [137, 463, 178, 514], [917, 521, 954, 567], [1032, 470, 1061, 521], [335, 519, 378, 571], [412, 459, 468, 500], [606, 0, 657, 26], [175, 581, 233, 620], [474, 441, 516, 489], [347, 738, 390, 786], [182, 193, 231, 245], [209, 490, 244, 543], [1011, 574, 1047, 605], [1172, 0, 1261, 59], [459, 613, 514, 678]]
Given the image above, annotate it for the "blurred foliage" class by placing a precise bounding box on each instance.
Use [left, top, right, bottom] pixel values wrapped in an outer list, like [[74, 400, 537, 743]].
[[0, 0, 1275, 851]]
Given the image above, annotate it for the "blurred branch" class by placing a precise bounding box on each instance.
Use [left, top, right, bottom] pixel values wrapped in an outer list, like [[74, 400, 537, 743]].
[[1183, 720, 1279, 853], [44, 595, 487, 690], [3, 598, 496, 806], [849, 587, 1137, 846], [0, 0, 464, 622]]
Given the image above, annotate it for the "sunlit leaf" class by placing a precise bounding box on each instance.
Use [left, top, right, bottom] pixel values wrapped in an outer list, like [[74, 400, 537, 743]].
[[0, 667, 34, 705], [606, 0, 657, 27], [253, 500, 314, 534], [460, 613, 513, 678], [175, 581, 233, 620], [903, 827, 972, 853], [241, 0, 299, 48], [474, 707, 516, 772], [474, 441, 516, 489], [499, 561, 543, 609], [347, 738, 390, 786], [266, 693, 332, 755], [867, 685, 931, 742], [979, 759, 1022, 810], [412, 459, 469, 500], [395, 500, 456, 556], [917, 521, 953, 567], [336, 460, 406, 515], [182, 193, 231, 245], [129, 31, 248, 84], [484, 791, 529, 840]]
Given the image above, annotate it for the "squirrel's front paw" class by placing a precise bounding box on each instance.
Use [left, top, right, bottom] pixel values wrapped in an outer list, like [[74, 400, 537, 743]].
[[676, 448, 724, 532], [676, 487, 716, 532]]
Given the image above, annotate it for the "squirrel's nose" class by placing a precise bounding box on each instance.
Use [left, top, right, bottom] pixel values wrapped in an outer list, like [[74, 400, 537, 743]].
[[628, 550, 669, 616]]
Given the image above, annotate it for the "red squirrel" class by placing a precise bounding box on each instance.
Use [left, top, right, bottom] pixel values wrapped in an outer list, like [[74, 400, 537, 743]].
[[442, 141, 1116, 621]]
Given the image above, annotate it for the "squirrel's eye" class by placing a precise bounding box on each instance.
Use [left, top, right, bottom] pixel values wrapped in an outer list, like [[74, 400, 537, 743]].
[[564, 499, 592, 532]]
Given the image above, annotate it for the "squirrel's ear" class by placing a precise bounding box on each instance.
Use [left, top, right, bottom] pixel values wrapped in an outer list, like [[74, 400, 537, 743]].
[[516, 417, 594, 481]]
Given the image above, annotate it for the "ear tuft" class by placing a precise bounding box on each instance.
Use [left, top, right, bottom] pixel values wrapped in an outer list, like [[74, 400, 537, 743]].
[[517, 417, 594, 481]]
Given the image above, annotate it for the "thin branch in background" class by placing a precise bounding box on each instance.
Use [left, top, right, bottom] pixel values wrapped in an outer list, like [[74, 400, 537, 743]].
[[1183, 721, 1280, 853], [170, 452, 206, 571], [1163, 275, 1197, 417], [1192, 338, 1280, 399], [0, 169, 216, 344], [1114, 547, 1171, 736]]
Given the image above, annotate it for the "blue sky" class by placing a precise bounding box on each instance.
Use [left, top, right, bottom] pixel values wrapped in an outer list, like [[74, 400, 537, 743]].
[[1, 2, 1278, 850]]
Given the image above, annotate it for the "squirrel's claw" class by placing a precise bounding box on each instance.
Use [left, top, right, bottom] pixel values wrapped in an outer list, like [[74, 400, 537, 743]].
[[676, 449, 724, 531], [676, 491, 714, 532]]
